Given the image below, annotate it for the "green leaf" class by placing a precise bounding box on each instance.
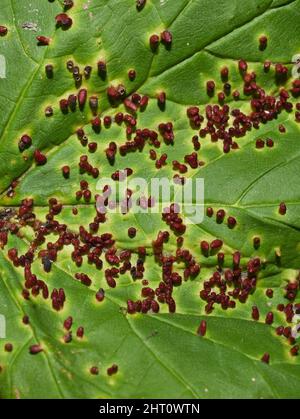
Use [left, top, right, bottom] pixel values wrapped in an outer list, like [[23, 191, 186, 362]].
[[0, 0, 300, 399]]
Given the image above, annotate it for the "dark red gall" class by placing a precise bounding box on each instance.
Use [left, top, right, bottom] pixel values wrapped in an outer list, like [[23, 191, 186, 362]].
[[34, 150, 47, 166], [261, 353, 270, 364], [36, 36, 51, 46], [90, 366, 99, 375], [161, 30, 172, 47], [197, 320, 207, 337], [62, 165, 70, 178], [259, 35, 268, 50], [265, 312, 274, 325], [136, 0, 146, 10], [279, 202, 287, 215], [4, 343, 13, 352], [128, 69, 136, 81], [55, 13, 73, 29], [150, 34, 160, 50], [252, 306, 260, 321], [29, 344, 43, 355], [107, 364, 118, 376], [0, 26, 8, 36], [45, 64, 53, 78]]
